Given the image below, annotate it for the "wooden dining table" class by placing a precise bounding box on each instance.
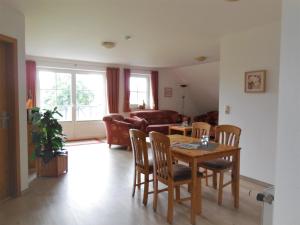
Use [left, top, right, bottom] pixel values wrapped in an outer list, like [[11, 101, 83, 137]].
[[148, 134, 241, 225]]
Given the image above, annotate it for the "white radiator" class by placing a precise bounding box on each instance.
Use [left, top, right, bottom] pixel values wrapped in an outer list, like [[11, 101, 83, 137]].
[[257, 187, 275, 225]]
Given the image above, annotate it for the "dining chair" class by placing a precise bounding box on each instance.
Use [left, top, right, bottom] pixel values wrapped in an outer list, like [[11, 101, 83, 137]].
[[130, 129, 153, 206], [191, 122, 211, 139], [191, 122, 211, 186], [149, 131, 202, 224], [198, 125, 241, 205]]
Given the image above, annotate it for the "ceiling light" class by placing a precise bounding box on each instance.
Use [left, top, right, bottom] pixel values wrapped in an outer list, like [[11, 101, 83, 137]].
[[195, 56, 207, 62], [102, 41, 116, 49]]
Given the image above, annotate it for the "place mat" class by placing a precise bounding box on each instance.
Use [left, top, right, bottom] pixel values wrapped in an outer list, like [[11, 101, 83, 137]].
[[171, 142, 219, 151]]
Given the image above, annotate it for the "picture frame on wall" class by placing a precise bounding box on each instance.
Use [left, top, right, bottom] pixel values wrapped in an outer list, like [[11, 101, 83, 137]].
[[164, 87, 173, 97], [245, 70, 266, 93]]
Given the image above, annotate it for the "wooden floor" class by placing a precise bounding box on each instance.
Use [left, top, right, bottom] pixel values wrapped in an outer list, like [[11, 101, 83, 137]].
[[0, 142, 265, 225]]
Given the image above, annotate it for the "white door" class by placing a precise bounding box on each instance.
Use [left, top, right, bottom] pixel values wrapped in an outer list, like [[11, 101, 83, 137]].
[[36, 68, 107, 140]]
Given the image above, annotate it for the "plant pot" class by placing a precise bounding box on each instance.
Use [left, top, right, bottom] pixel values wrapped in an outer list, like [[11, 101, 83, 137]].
[[36, 154, 68, 177]]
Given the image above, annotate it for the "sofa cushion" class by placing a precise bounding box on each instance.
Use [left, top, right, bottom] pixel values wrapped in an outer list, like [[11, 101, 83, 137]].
[[131, 116, 149, 126]]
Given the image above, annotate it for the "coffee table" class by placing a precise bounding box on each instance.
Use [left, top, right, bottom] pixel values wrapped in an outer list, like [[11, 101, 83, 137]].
[[169, 125, 192, 136]]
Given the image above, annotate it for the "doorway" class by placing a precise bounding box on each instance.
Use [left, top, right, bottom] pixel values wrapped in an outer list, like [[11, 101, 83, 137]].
[[0, 34, 20, 201]]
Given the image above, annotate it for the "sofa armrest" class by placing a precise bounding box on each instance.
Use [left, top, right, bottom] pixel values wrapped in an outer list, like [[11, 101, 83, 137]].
[[113, 120, 135, 128]]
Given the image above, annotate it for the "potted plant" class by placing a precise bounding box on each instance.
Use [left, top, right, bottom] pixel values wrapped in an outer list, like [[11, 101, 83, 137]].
[[31, 107, 68, 177]]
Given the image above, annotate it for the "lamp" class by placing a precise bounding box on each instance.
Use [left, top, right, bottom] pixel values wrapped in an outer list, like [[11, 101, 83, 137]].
[[102, 41, 116, 49], [26, 94, 34, 121], [180, 84, 188, 116], [26, 98, 33, 109]]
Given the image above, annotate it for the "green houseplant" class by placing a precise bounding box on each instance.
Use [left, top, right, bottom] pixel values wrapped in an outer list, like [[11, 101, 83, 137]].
[[31, 107, 68, 176]]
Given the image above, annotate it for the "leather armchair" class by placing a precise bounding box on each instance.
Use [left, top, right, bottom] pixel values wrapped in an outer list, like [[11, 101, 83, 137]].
[[103, 114, 147, 149]]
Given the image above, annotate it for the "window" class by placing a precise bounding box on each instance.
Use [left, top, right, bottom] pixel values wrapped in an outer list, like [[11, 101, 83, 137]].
[[38, 70, 72, 121], [130, 74, 150, 108], [37, 69, 106, 122], [76, 73, 106, 121]]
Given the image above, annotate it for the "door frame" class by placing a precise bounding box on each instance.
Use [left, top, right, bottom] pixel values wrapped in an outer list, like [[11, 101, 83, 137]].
[[0, 34, 21, 197]]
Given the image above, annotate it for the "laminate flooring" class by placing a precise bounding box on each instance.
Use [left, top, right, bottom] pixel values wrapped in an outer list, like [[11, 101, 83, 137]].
[[0, 142, 266, 225]]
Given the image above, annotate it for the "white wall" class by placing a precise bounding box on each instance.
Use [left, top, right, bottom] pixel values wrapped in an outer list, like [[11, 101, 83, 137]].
[[273, 1, 300, 224], [219, 22, 281, 184], [159, 62, 219, 119], [0, 4, 28, 190]]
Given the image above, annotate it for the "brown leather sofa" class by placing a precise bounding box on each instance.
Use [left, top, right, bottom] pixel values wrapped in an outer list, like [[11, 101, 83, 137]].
[[129, 110, 186, 134], [103, 114, 147, 148]]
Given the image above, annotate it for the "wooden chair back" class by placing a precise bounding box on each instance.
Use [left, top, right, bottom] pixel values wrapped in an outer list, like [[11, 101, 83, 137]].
[[191, 122, 211, 139], [215, 125, 241, 147], [129, 129, 150, 171], [149, 131, 172, 183]]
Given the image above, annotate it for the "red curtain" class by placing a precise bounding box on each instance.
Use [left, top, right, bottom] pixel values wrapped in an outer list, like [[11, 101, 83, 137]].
[[123, 68, 131, 112], [26, 60, 37, 107], [151, 71, 159, 110], [106, 67, 120, 113]]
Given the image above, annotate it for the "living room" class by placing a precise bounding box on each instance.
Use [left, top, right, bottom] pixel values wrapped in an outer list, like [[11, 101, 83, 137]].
[[0, 0, 299, 225]]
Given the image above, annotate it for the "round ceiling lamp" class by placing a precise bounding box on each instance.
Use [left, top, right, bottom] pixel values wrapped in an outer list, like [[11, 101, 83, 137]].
[[195, 56, 207, 62], [102, 41, 116, 49]]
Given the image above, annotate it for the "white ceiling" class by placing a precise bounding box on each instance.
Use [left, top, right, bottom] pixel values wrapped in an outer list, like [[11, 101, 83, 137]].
[[4, 0, 281, 68]]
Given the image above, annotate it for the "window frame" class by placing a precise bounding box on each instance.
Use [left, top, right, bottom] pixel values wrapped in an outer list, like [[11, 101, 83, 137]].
[[129, 73, 151, 110], [36, 67, 107, 122], [75, 72, 107, 121], [36, 68, 73, 122]]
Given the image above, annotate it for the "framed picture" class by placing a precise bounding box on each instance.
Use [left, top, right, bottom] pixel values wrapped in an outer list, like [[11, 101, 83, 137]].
[[245, 70, 266, 93], [164, 87, 173, 97]]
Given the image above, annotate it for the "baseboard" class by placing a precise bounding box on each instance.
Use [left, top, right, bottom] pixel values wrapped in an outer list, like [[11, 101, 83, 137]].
[[240, 175, 273, 188], [66, 137, 105, 142]]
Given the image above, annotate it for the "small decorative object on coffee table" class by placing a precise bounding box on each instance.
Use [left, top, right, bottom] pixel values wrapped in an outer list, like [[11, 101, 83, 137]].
[[169, 125, 192, 136]]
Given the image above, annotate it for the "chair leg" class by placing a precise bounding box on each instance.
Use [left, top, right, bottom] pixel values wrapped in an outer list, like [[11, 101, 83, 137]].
[[132, 167, 137, 197], [167, 183, 174, 224], [153, 178, 158, 212], [205, 169, 208, 186], [175, 185, 180, 202], [143, 173, 149, 206], [138, 172, 141, 190], [231, 173, 235, 196], [218, 171, 224, 205], [213, 172, 218, 189], [152, 174, 155, 189], [109, 144, 111, 148]]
